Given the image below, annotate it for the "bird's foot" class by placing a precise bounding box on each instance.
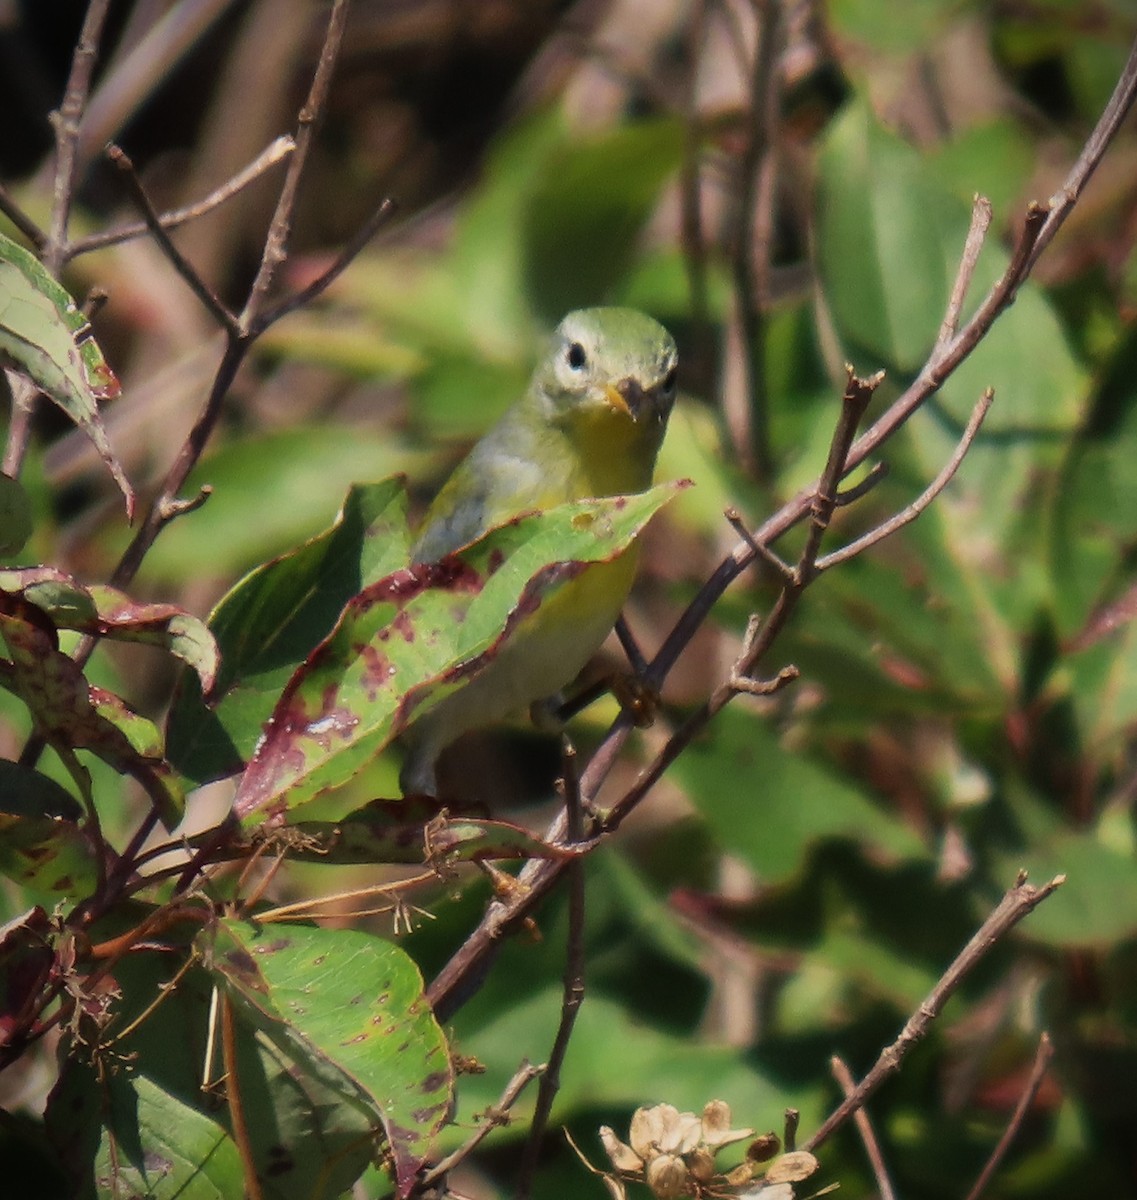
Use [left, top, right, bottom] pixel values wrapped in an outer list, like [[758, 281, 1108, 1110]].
[[610, 670, 660, 728]]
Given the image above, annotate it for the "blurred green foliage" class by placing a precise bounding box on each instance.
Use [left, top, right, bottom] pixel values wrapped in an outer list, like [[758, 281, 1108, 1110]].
[[2, 1, 1137, 1197]]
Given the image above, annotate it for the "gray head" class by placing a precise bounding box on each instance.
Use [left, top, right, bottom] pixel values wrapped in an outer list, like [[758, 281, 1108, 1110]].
[[532, 307, 679, 434]]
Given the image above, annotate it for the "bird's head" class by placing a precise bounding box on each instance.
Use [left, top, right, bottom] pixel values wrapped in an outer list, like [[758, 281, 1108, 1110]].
[[533, 308, 679, 456]]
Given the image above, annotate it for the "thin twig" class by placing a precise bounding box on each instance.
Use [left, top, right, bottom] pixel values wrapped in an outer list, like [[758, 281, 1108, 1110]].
[[69, 136, 295, 258], [816, 388, 994, 571], [255, 196, 396, 329], [835, 461, 889, 507], [963, 1033, 1055, 1200], [240, 0, 350, 328], [805, 873, 1064, 1153], [420, 1061, 545, 1186], [106, 145, 239, 333], [0, 184, 48, 250], [936, 195, 993, 350], [47, 0, 112, 267], [615, 616, 649, 678], [678, 0, 713, 381], [831, 1056, 897, 1200], [723, 0, 783, 481], [725, 506, 794, 579], [515, 742, 587, 1200], [100, 0, 356, 603]]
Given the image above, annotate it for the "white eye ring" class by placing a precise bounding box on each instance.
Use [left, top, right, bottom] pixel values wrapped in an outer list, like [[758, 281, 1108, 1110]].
[[566, 341, 587, 371]]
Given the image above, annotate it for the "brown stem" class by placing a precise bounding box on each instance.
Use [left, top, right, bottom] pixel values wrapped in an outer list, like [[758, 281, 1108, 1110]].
[[804, 873, 1064, 1152], [831, 1056, 897, 1200], [962, 1033, 1055, 1200]]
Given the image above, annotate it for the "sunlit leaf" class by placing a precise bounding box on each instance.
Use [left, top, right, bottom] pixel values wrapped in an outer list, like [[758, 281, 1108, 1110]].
[[0, 230, 132, 516], [0, 566, 218, 691], [234, 482, 686, 823], [167, 479, 411, 786], [201, 918, 452, 1198]]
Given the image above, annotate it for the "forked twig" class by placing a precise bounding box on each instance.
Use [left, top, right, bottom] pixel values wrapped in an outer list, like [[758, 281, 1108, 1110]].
[[69, 136, 294, 258], [816, 387, 994, 571], [106, 145, 239, 333], [420, 1061, 545, 1187], [804, 873, 1064, 1153]]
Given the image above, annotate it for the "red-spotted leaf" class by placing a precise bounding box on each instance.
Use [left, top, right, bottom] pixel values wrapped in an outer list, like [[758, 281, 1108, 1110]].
[[0, 596, 183, 826], [0, 231, 133, 517], [0, 567, 218, 691], [287, 796, 578, 865], [234, 481, 686, 823], [166, 479, 411, 786], [200, 917, 452, 1198]]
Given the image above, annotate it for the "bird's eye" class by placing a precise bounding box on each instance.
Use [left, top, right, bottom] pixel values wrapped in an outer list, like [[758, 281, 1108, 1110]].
[[566, 341, 587, 371]]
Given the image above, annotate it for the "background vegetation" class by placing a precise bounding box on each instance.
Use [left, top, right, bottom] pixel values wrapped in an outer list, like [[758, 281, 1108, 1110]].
[[2, 1, 1137, 1198]]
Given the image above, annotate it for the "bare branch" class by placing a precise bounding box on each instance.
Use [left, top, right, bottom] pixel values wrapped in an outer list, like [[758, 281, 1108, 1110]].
[[46, 0, 113, 269], [240, 0, 350, 328], [835, 461, 889, 507], [725, 506, 793, 579], [615, 616, 649, 678], [69, 136, 295, 258], [426, 32, 1137, 1024], [723, 0, 784, 480], [0, 184, 48, 251], [420, 1061, 545, 1187], [936, 195, 993, 350], [4, 0, 113, 481], [255, 197, 397, 330], [831, 1056, 897, 1200], [804, 873, 1064, 1153], [817, 388, 994, 571], [106, 145, 239, 334], [963, 1033, 1055, 1200], [516, 742, 587, 1199]]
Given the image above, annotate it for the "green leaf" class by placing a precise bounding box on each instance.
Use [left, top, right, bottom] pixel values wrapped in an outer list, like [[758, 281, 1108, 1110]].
[[457, 989, 816, 1133], [167, 479, 411, 786], [674, 707, 927, 884], [0, 759, 97, 894], [0, 230, 133, 516], [136, 425, 423, 582], [997, 836, 1137, 948], [0, 566, 218, 691], [521, 117, 685, 322], [0, 472, 32, 557], [0, 906, 53, 1037], [93, 1072, 244, 1199], [201, 918, 452, 1198], [817, 101, 953, 371], [0, 597, 183, 826], [817, 99, 1084, 433], [234, 481, 686, 823]]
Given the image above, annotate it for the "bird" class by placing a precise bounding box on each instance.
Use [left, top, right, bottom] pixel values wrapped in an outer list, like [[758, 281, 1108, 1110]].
[[398, 306, 679, 797]]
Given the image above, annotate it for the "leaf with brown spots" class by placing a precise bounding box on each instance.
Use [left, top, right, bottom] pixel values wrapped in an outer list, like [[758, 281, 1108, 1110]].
[[201, 917, 452, 1197], [234, 482, 685, 823], [167, 478, 411, 787]]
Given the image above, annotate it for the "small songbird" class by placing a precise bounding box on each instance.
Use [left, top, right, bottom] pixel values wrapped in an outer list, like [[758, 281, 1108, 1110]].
[[398, 307, 679, 797]]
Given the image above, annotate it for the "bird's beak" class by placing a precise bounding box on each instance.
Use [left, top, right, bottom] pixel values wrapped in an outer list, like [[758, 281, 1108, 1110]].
[[605, 378, 647, 420]]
